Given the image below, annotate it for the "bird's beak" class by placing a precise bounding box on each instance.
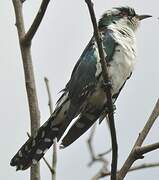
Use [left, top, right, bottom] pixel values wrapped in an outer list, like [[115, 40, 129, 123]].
[[136, 14, 152, 21]]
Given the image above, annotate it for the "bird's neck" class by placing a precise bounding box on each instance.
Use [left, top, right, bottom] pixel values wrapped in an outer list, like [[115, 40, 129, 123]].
[[108, 20, 136, 49]]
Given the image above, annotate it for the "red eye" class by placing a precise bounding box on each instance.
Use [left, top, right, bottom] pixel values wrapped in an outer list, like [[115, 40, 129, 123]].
[[120, 12, 128, 16]]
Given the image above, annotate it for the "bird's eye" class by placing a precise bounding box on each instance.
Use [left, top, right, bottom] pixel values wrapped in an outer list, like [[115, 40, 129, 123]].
[[119, 12, 128, 16]]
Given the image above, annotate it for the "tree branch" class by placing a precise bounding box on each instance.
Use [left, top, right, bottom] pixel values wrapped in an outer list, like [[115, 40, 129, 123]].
[[44, 77, 57, 180], [22, 0, 51, 45], [12, 1, 41, 180], [52, 138, 57, 180], [117, 98, 159, 180], [12, 0, 51, 179], [91, 98, 159, 180], [85, 1, 117, 179], [87, 123, 97, 163], [136, 142, 159, 155], [87, 122, 111, 172], [91, 162, 159, 179], [42, 157, 55, 174], [44, 77, 53, 114]]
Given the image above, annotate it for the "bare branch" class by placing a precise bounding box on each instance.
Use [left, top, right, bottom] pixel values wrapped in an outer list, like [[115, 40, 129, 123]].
[[22, 0, 51, 45], [87, 123, 111, 179], [85, 1, 117, 179], [92, 162, 159, 179], [117, 98, 159, 180], [98, 148, 112, 157], [136, 142, 159, 155], [87, 123, 97, 162], [91, 164, 109, 180], [44, 77, 53, 114], [52, 138, 57, 180], [42, 157, 55, 174], [124, 163, 159, 173], [12, 1, 41, 180], [134, 99, 159, 147], [44, 77, 57, 180], [92, 98, 159, 180]]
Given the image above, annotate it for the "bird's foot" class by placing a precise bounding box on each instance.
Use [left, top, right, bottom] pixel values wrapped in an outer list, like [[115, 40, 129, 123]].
[[101, 80, 112, 91], [104, 104, 116, 114]]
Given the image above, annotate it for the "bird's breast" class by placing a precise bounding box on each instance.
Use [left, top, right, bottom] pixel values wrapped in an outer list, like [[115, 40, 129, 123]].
[[109, 41, 136, 95]]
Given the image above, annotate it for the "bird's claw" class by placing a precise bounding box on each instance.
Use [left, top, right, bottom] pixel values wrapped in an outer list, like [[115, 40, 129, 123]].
[[101, 80, 112, 90]]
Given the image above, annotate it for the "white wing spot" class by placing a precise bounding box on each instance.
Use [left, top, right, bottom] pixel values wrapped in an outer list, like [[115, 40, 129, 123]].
[[18, 151, 22, 157], [36, 149, 43, 154], [95, 62, 102, 77], [25, 145, 28, 151], [41, 131, 45, 138], [32, 140, 36, 147], [52, 127, 59, 131], [44, 138, 52, 142], [32, 159, 38, 165], [33, 132, 38, 138]]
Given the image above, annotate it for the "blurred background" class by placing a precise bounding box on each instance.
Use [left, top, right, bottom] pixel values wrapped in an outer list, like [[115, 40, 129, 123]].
[[0, 0, 159, 179]]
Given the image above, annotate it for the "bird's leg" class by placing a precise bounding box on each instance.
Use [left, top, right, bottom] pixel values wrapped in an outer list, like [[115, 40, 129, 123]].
[[104, 104, 116, 113], [101, 79, 112, 91]]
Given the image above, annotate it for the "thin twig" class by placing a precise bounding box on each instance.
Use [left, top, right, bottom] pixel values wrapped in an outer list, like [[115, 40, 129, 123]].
[[91, 162, 159, 179], [44, 77, 57, 180], [52, 138, 57, 180], [87, 123, 97, 162], [87, 122, 111, 169], [22, 0, 51, 45], [136, 142, 159, 155], [133, 99, 159, 147], [98, 148, 112, 157], [12, 1, 41, 180], [44, 77, 53, 114], [87, 122, 110, 177], [43, 157, 55, 174], [117, 98, 159, 180], [85, 1, 117, 179]]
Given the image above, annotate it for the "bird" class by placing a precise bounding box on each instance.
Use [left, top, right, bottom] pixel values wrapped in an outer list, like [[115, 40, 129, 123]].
[[10, 6, 151, 171]]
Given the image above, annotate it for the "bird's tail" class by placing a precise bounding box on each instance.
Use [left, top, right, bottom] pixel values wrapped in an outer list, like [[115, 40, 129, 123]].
[[10, 93, 77, 170], [10, 117, 59, 170]]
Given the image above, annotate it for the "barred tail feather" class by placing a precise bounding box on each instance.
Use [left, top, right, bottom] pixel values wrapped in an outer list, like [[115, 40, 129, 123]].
[[10, 117, 60, 170], [10, 93, 78, 170]]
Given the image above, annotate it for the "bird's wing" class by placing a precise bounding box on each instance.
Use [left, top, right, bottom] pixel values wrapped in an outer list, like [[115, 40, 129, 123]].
[[60, 30, 117, 147], [67, 38, 98, 105], [67, 29, 116, 105], [52, 29, 117, 139]]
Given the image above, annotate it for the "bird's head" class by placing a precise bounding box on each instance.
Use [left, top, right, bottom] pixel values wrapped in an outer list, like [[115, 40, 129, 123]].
[[98, 6, 152, 31]]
